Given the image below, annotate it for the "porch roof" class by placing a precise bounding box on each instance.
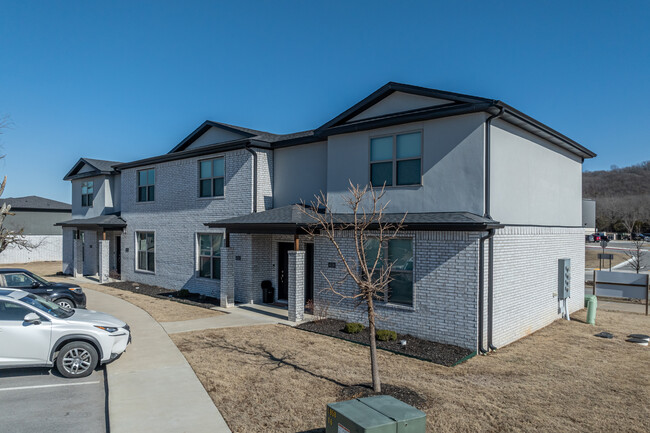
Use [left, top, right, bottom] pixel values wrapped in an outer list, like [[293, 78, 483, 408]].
[[55, 214, 126, 230], [205, 205, 503, 234]]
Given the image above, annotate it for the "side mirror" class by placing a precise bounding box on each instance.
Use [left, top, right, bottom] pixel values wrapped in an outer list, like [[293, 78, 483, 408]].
[[31, 281, 40, 288], [24, 312, 41, 324]]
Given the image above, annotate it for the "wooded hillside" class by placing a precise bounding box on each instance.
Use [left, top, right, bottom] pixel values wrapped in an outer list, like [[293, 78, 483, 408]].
[[583, 161, 650, 232]]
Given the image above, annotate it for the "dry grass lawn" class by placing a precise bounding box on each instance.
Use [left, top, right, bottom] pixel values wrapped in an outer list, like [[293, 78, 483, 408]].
[[1, 261, 221, 323], [172, 310, 650, 433], [585, 248, 629, 269]]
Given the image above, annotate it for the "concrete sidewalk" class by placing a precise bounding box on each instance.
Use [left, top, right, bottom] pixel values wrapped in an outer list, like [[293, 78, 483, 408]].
[[84, 288, 230, 433], [162, 303, 314, 334]]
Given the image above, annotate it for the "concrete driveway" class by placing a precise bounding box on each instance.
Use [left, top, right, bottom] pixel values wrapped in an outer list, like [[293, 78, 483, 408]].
[[0, 366, 107, 433]]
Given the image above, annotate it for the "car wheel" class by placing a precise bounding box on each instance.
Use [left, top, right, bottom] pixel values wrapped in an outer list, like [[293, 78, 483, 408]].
[[54, 298, 75, 309], [56, 341, 98, 378]]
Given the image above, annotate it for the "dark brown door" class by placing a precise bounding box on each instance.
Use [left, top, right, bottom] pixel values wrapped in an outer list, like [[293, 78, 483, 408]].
[[277, 242, 293, 301], [305, 243, 314, 304], [116, 236, 121, 274]]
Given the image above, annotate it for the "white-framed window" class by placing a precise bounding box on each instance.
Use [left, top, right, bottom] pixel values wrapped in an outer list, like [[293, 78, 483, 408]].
[[81, 181, 94, 207], [370, 131, 422, 187], [136, 231, 155, 272], [137, 168, 155, 202], [198, 233, 223, 279], [199, 157, 225, 198], [364, 237, 414, 306]]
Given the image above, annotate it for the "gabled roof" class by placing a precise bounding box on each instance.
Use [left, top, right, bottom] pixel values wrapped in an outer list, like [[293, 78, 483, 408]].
[[0, 196, 71, 212], [64, 158, 122, 181], [205, 204, 502, 234]]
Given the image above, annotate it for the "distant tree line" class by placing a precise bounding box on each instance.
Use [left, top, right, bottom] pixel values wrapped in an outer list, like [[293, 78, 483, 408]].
[[583, 161, 650, 233]]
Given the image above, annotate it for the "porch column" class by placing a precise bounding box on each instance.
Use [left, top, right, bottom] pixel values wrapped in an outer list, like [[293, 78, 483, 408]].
[[220, 246, 235, 308], [98, 239, 110, 283], [73, 239, 83, 278], [288, 250, 305, 322]]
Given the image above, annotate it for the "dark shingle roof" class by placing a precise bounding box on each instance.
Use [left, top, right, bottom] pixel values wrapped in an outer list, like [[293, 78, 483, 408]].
[[55, 214, 126, 228], [0, 196, 71, 211], [64, 158, 122, 180], [81, 158, 122, 172], [206, 205, 502, 233]]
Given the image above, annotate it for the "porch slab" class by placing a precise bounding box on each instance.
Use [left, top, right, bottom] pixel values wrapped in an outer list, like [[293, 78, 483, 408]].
[[162, 303, 314, 335]]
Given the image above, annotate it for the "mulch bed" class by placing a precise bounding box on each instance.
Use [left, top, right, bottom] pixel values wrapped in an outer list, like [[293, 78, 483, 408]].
[[339, 383, 429, 409], [103, 281, 221, 310], [297, 319, 472, 367]]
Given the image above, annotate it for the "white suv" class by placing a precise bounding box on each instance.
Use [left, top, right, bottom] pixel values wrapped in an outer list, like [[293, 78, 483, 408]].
[[0, 288, 131, 378]]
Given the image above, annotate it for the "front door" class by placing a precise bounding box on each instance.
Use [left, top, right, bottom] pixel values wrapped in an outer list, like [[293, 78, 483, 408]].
[[116, 236, 122, 274], [277, 242, 293, 301], [305, 243, 314, 304]]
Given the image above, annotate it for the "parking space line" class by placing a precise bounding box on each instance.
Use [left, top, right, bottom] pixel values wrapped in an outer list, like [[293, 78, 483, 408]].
[[0, 381, 100, 392]]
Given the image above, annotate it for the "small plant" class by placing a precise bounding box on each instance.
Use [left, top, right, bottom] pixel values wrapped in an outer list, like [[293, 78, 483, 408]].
[[109, 270, 121, 280], [376, 330, 397, 342], [343, 322, 365, 334], [176, 289, 191, 299]]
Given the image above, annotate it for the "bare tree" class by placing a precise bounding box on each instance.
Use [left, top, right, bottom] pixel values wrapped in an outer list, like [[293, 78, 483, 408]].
[[624, 238, 647, 274], [299, 182, 406, 393]]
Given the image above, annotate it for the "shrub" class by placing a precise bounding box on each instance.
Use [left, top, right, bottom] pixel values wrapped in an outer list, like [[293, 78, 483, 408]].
[[376, 329, 397, 341], [343, 322, 365, 334], [176, 289, 191, 299]]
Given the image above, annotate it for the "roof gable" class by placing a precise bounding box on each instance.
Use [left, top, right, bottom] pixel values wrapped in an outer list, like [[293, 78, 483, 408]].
[[169, 121, 266, 153], [64, 158, 121, 181], [318, 82, 492, 131]]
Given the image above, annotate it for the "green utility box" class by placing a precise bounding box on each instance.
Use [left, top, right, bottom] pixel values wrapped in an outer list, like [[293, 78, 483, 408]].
[[326, 395, 426, 433]]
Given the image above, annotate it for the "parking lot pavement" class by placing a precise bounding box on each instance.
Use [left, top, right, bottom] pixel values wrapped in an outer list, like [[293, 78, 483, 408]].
[[0, 367, 107, 433]]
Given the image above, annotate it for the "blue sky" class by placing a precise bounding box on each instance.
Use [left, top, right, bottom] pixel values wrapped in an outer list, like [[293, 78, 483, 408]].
[[1, 1, 648, 203]]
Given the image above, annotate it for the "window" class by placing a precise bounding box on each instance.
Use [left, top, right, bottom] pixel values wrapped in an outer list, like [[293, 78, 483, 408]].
[[0, 300, 33, 321], [136, 232, 155, 272], [199, 158, 225, 198], [363, 238, 414, 306], [198, 234, 223, 279], [81, 181, 94, 207], [3, 273, 37, 288], [370, 132, 422, 187], [137, 168, 155, 202]]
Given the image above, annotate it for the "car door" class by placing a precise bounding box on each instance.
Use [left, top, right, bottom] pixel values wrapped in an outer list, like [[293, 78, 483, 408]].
[[0, 300, 52, 366], [2, 272, 52, 298]]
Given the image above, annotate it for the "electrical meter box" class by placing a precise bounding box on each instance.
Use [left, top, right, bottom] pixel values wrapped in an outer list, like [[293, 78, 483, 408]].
[[558, 258, 571, 299], [326, 395, 426, 433]]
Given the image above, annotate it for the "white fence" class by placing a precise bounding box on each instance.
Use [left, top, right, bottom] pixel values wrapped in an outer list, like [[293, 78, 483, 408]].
[[0, 235, 63, 264]]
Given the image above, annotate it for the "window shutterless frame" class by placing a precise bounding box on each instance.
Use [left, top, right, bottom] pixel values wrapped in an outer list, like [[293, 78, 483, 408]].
[[137, 168, 155, 202], [134, 231, 155, 273], [197, 233, 223, 280], [362, 236, 416, 307], [198, 157, 225, 199], [369, 130, 423, 188], [81, 181, 94, 207]]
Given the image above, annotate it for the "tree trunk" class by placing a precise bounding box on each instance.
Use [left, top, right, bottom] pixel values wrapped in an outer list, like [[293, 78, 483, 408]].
[[367, 296, 381, 393]]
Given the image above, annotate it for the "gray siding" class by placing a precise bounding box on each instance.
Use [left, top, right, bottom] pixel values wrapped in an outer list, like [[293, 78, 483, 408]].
[[186, 126, 247, 150], [71, 175, 119, 217], [273, 142, 327, 207], [326, 113, 487, 215], [2, 210, 70, 235]]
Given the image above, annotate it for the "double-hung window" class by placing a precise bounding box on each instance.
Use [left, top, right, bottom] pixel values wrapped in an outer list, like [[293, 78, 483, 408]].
[[370, 131, 422, 187], [199, 158, 225, 198], [136, 232, 155, 272], [363, 237, 414, 306], [81, 181, 94, 207], [137, 169, 155, 202], [198, 234, 223, 279]]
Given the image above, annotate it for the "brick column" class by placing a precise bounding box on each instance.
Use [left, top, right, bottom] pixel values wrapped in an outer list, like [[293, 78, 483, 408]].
[[73, 239, 83, 278], [288, 250, 305, 322], [220, 247, 235, 308], [98, 240, 110, 283]]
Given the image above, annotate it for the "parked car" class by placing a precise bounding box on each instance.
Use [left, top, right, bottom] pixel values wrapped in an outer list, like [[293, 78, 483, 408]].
[[642, 233, 650, 241], [631, 233, 645, 241], [0, 268, 86, 309], [0, 289, 130, 378], [590, 233, 601, 242]]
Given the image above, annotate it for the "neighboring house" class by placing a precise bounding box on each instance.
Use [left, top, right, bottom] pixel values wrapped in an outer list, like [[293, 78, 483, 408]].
[[582, 199, 596, 234], [61, 82, 596, 352], [0, 196, 71, 264]]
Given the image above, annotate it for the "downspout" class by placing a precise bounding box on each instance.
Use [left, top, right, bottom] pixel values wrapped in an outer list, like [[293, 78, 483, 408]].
[[478, 229, 495, 354], [483, 106, 504, 352], [244, 144, 258, 213]]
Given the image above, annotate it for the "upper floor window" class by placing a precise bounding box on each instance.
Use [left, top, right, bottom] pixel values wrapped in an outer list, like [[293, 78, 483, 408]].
[[136, 231, 155, 273], [370, 131, 422, 187], [81, 181, 94, 207], [137, 168, 155, 202], [363, 237, 414, 306], [199, 158, 225, 198]]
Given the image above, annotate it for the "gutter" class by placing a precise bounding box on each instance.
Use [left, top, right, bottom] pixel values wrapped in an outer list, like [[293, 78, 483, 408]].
[[244, 144, 258, 213]]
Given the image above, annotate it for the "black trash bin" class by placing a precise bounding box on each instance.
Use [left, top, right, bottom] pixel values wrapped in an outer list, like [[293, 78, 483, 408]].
[[261, 280, 274, 304]]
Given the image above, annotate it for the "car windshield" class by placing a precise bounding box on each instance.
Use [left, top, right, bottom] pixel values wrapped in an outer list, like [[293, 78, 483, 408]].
[[19, 293, 74, 319], [29, 273, 50, 285]]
